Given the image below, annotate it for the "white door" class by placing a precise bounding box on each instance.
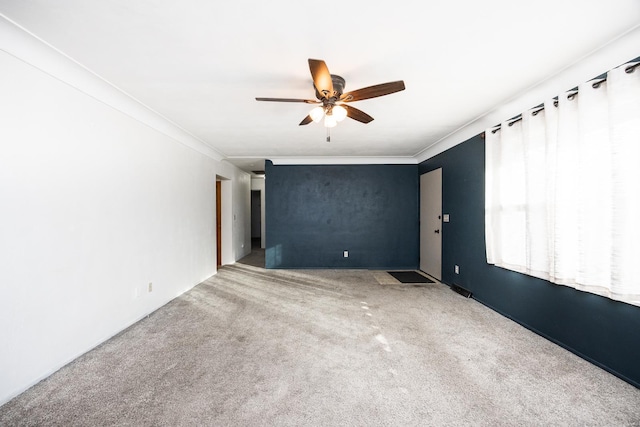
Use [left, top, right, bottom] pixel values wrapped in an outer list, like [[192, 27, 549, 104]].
[[420, 168, 442, 280]]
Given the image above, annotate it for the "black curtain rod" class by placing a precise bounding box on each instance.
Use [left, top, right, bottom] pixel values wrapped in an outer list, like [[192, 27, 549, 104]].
[[489, 60, 639, 134]]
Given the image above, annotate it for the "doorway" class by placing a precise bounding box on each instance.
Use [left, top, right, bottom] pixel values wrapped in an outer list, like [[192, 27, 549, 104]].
[[251, 190, 261, 249], [420, 168, 442, 280]]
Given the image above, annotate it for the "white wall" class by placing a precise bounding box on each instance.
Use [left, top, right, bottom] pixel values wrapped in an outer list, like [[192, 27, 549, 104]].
[[0, 18, 250, 404]]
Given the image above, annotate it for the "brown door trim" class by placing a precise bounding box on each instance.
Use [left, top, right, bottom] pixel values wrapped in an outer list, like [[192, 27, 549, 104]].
[[216, 180, 222, 267]]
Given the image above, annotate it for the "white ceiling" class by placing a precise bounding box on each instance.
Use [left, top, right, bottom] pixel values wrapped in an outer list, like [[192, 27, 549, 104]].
[[1, 1, 639, 174]]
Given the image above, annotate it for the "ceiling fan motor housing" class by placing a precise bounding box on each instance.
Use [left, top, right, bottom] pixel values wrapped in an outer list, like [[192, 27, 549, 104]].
[[315, 74, 346, 100]]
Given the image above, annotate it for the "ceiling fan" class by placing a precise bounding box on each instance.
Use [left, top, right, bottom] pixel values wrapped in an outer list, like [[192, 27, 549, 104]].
[[256, 59, 405, 128]]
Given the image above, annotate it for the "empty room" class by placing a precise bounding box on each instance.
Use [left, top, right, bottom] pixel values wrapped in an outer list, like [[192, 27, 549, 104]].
[[1, 1, 640, 425]]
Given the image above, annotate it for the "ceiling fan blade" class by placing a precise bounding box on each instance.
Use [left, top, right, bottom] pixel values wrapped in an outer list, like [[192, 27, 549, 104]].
[[345, 105, 374, 124], [308, 59, 334, 98], [341, 80, 405, 102], [299, 115, 313, 126], [256, 97, 319, 104]]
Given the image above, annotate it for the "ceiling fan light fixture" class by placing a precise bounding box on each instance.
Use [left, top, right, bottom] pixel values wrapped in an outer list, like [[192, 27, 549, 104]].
[[332, 105, 347, 122], [324, 114, 337, 128], [310, 106, 325, 123]]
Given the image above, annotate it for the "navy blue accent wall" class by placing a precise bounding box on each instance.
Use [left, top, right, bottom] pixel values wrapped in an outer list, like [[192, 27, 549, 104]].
[[265, 161, 419, 269], [419, 135, 640, 388]]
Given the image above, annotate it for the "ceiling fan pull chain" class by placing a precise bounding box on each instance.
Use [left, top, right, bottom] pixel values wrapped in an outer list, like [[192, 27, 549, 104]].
[[326, 127, 331, 142]]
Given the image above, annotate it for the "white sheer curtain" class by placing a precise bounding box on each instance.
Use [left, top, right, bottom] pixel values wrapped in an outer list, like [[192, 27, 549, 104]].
[[485, 61, 640, 306]]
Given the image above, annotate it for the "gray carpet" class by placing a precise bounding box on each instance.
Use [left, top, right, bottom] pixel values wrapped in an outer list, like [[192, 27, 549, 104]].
[[1, 249, 639, 426]]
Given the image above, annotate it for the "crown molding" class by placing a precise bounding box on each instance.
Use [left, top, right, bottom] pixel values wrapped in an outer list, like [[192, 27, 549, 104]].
[[269, 156, 418, 166], [0, 15, 225, 162]]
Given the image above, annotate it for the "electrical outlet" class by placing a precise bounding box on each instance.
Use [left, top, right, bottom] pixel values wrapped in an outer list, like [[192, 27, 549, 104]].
[[343, 250, 349, 258], [148, 282, 153, 292], [455, 265, 459, 274]]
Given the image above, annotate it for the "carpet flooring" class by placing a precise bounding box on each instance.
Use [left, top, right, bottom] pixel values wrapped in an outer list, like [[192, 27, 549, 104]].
[[1, 248, 639, 426]]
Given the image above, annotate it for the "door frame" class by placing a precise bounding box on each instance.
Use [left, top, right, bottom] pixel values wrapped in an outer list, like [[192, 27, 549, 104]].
[[215, 175, 233, 267], [216, 180, 222, 267]]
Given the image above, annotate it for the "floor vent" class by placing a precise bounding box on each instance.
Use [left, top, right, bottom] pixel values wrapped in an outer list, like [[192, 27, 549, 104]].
[[451, 284, 472, 298]]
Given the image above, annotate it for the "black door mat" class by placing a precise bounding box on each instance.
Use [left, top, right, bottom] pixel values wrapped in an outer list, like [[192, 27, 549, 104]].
[[387, 271, 434, 283]]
